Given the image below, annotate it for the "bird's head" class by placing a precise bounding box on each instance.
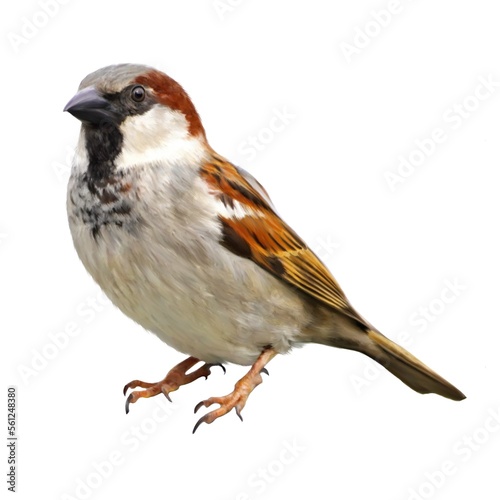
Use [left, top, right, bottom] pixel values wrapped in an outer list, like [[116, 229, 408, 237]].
[[64, 64, 207, 173]]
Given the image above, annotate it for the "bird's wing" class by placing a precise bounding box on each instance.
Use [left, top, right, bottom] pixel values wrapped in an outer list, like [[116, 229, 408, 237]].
[[200, 154, 366, 324]]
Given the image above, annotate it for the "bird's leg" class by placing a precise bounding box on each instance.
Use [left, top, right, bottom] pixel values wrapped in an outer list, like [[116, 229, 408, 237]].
[[193, 347, 277, 433], [123, 356, 225, 414]]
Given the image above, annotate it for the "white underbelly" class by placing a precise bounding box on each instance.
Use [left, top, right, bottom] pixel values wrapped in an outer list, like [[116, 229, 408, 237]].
[[70, 221, 307, 365]]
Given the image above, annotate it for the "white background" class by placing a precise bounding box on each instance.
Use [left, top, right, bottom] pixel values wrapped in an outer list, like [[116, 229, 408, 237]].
[[2, 1, 499, 499]]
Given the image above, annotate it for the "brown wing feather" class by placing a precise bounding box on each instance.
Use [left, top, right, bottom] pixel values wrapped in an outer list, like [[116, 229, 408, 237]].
[[201, 153, 365, 324]]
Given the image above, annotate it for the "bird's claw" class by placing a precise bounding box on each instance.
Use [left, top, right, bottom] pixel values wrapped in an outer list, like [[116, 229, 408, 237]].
[[192, 372, 267, 433], [192, 349, 276, 433], [206, 362, 226, 376], [123, 357, 222, 414], [193, 395, 246, 433]]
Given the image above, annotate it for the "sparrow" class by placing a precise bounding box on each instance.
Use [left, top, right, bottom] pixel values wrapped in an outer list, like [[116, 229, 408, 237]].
[[64, 64, 465, 433]]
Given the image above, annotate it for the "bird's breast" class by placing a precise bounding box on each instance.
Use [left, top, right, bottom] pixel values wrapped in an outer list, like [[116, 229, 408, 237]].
[[67, 161, 309, 364]]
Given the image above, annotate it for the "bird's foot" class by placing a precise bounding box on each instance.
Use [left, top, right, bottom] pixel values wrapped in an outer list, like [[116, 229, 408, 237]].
[[193, 348, 276, 433], [123, 356, 225, 414]]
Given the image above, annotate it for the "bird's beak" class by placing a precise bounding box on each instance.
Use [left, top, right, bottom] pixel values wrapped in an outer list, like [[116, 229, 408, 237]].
[[64, 87, 121, 125]]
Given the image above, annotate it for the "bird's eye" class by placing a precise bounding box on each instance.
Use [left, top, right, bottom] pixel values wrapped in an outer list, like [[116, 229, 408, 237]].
[[131, 85, 146, 102]]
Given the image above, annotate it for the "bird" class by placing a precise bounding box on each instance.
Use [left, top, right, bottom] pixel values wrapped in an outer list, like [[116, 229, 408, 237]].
[[64, 64, 465, 433]]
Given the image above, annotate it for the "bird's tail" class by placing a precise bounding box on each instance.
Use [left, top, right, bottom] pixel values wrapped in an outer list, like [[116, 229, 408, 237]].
[[362, 329, 465, 401]]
